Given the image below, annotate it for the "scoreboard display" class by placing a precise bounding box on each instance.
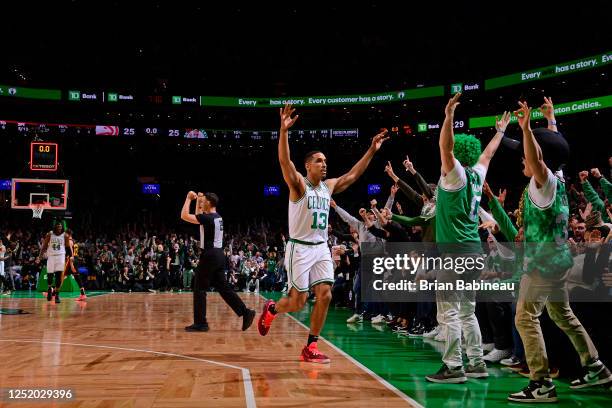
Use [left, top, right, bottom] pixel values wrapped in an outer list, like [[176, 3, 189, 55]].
[[30, 142, 58, 171]]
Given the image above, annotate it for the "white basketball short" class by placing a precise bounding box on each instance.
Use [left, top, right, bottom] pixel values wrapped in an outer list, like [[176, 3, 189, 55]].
[[47, 255, 66, 273], [285, 240, 334, 292], [0, 261, 4, 277]]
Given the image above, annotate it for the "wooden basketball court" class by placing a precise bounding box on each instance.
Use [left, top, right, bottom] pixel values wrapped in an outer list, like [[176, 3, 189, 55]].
[[0, 293, 416, 407]]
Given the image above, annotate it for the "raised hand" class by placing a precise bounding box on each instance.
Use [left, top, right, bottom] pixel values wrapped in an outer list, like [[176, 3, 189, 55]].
[[279, 103, 299, 131], [445, 92, 461, 117], [590, 168, 602, 179], [370, 128, 390, 151], [370, 199, 377, 209], [187, 191, 197, 201], [589, 229, 602, 243], [539, 97, 555, 120], [384, 161, 396, 179], [578, 170, 589, 183], [395, 201, 403, 215], [514, 101, 532, 132], [390, 184, 399, 196], [483, 181, 493, 199], [358, 208, 368, 222], [498, 188, 507, 206], [579, 202, 593, 221], [403, 154, 415, 174], [495, 111, 511, 132], [479, 220, 497, 231]]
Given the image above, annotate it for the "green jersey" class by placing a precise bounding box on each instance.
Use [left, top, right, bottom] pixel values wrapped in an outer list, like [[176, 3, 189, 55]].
[[523, 171, 573, 278], [436, 160, 485, 250], [267, 259, 277, 274]]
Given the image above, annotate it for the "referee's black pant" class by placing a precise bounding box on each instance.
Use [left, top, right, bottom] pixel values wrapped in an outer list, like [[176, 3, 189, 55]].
[[193, 249, 247, 325]]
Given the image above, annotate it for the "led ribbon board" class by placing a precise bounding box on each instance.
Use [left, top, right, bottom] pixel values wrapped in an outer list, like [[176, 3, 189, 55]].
[[200, 86, 444, 108], [485, 52, 612, 90], [468, 95, 612, 129]]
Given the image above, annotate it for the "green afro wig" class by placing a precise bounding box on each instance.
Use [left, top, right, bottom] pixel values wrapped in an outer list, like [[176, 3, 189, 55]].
[[454, 133, 481, 167]]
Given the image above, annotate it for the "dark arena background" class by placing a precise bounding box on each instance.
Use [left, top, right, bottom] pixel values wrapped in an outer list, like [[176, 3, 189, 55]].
[[0, 2, 611, 407]]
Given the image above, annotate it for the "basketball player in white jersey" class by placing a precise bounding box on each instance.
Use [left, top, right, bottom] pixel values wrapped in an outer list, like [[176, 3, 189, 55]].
[[258, 103, 389, 363], [40, 221, 71, 304]]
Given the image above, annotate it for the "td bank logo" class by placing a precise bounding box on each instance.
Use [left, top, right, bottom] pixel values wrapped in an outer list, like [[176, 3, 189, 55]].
[[69, 90, 81, 101], [450, 83, 463, 94], [172, 96, 182, 104], [107, 93, 118, 102], [417, 123, 427, 132]]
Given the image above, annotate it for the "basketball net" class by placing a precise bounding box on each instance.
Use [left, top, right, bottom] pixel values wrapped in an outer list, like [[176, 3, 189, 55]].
[[31, 204, 45, 219]]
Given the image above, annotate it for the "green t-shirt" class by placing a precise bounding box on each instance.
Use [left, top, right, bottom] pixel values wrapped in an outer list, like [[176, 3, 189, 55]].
[[436, 160, 485, 251], [267, 259, 277, 273], [523, 171, 573, 278]]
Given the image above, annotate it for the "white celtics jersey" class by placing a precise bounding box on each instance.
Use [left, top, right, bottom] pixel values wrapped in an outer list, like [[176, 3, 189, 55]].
[[47, 232, 66, 257], [288, 178, 331, 243]]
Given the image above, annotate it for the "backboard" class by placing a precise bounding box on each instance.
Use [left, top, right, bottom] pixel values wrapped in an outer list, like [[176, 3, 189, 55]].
[[11, 178, 69, 211]]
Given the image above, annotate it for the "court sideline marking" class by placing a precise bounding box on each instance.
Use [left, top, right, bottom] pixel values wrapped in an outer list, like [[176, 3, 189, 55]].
[[258, 294, 424, 408], [0, 339, 256, 408]]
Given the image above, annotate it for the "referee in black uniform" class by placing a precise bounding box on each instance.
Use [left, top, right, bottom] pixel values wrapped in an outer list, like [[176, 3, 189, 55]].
[[181, 191, 255, 332]]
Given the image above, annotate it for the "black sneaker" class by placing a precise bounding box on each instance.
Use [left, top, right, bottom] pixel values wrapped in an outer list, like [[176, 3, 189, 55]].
[[570, 360, 612, 389], [508, 379, 557, 403], [426, 364, 467, 384], [466, 362, 489, 378], [47, 290, 53, 301], [242, 309, 256, 331], [185, 323, 209, 332], [54, 293, 61, 303]]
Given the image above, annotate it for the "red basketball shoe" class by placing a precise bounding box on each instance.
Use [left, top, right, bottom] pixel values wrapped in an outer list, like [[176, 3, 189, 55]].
[[300, 343, 331, 364], [257, 300, 277, 336]]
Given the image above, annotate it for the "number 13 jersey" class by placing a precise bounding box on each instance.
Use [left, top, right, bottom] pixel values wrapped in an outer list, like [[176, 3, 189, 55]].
[[288, 178, 331, 244]]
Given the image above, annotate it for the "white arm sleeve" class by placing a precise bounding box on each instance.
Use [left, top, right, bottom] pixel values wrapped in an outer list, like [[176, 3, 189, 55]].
[[384, 194, 394, 210], [334, 205, 361, 230], [528, 168, 557, 210], [439, 158, 467, 191]]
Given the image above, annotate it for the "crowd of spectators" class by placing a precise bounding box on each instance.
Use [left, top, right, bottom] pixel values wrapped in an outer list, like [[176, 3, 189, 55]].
[[319, 153, 612, 381], [0, 222, 287, 296]]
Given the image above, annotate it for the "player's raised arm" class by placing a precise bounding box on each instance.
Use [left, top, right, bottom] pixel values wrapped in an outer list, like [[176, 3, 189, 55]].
[[181, 191, 199, 224], [539, 96, 558, 132], [278, 104, 305, 200], [327, 129, 389, 194], [515, 101, 548, 186], [440, 93, 461, 174], [477, 111, 511, 169]]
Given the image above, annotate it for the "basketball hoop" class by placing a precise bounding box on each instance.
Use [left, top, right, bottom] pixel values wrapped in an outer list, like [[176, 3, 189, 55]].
[[31, 204, 45, 219]]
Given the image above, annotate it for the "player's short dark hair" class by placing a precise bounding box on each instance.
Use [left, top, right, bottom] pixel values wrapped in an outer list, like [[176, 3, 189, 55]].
[[304, 150, 323, 164], [204, 192, 219, 207]]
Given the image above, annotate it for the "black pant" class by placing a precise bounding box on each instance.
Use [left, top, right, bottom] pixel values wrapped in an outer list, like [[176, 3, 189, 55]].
[[476, 301, 513, 350], [193, 249, 247, 325]]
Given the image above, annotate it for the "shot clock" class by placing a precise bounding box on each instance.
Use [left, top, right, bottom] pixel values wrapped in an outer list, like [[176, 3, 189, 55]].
[[30, 142, 58, 172]]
